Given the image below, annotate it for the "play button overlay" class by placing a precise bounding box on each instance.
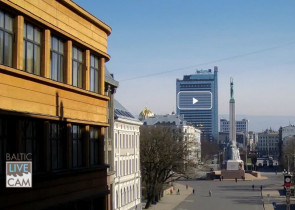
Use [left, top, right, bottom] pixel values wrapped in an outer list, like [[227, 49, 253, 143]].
[[193, 98, 198, 104], [177, 91, 212, 110]]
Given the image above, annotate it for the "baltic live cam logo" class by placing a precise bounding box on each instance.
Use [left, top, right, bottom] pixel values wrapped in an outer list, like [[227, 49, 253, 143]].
[[6, 153, 32, 188]]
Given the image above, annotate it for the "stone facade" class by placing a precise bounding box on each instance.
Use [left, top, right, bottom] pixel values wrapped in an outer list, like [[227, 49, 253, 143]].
[[113, 100, 143, 210]]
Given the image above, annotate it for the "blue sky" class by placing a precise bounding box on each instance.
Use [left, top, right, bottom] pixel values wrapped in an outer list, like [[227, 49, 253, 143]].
[[74, 0, 295, 126]]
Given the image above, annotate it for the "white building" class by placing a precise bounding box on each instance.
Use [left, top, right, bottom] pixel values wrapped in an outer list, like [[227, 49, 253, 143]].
[[113, 100, 143, 210], [142, 114, 201, 165], [220, 118, 249, 134], [281, 125, 295, 142]]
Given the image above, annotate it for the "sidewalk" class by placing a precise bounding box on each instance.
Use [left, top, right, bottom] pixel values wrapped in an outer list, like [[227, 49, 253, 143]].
[[147, 183, 193, 210], [262, 186, 295, 210]]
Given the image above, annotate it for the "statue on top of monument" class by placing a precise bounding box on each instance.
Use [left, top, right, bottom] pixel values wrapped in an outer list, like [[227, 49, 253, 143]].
[[230, 77, 234, 100]]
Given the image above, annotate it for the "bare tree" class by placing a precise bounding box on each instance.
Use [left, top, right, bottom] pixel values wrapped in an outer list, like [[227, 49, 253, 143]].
[[281, 137, 295, 173], [201, 139, 219, 164], [140, 125, 194, 209]]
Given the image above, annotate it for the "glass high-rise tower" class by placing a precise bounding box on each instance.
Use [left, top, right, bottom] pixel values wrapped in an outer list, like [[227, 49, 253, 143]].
[[176, 67, 218, 141]]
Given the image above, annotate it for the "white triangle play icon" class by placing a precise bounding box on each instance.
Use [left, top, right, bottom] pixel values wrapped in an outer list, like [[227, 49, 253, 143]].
[[193, 97, 198, 104]]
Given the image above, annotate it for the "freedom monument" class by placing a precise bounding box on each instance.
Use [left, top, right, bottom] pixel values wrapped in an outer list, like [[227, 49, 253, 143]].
[[221, 78, 245, 179]]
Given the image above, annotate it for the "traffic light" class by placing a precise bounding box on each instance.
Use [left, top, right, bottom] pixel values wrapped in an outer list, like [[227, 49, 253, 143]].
[[284, 175, 292, 187]]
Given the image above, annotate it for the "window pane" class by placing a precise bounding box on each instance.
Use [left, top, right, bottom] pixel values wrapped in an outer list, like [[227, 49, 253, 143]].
[[0, 31, 3, 64], [0, 11, 4, 28], [94, 57, 99, 68], [4, 14, 13, 32], [34, 28, 41, 44], [78, 63, 82, 88], [72, 61, 77, 86], [34, 45, 41, 75], [60, 56, 64, 82], [51, 53, 58, 80], [95, 70, 98, 93], [26, 42, 34, 73], [26, 24, 34, 41], [4, 33, 12, 66], [78, 50, 82, 62], [59, 41, 64, 54], [23, 41, 26, 70], [52, 36, 58, 51], [73, 47, 77, 59], [90, 55, 94, 67], [90, 68, 94, 91]]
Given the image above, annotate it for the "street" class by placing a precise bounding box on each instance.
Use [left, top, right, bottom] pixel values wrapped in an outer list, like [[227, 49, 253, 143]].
[[174, 171, 284, 210]]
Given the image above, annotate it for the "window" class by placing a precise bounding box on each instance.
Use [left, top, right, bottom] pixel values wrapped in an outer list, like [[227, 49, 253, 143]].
[[90, 54, 99, 93], [20, 119, 43, 172], [120, 134, 122, 148], [89, 126, 99, 166], [123, 134, 125, 148], [72, 124, 83, 168], [115, 133, 117, 149], [0, 10, 13, 67], [23, 22, 41, 75], [51, 36, 64, 82], [49, 122, 66, 170], [120, 160, 122, 176], [72, 46, 83, 88], [115, 161, 117, 176]]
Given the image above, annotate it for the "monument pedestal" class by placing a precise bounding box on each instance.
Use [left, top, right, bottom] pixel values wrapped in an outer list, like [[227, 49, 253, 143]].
[[221, 160, 245, 180]]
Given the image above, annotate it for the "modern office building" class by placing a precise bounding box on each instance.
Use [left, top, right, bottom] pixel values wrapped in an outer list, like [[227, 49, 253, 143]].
[[176, 67, 218, 141], [113, 100, 143, 210], [0, 0, 112, 209], [220, 118, 249, 134]]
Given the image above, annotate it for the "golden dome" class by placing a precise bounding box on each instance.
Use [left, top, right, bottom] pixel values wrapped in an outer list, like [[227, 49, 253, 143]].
[[139, 107, 154, 120]]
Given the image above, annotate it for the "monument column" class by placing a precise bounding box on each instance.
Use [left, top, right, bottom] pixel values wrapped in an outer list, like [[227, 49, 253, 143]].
[[229, 77, 236, 146]]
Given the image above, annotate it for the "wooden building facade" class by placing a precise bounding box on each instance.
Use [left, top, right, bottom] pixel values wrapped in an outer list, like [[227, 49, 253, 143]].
[[0, 0, 112, 209]]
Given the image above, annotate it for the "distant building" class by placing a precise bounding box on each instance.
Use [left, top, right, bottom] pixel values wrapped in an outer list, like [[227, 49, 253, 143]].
[[280, 125, 295, 142], [257, 129, 279, 157], [220, 118, 249, 134], [176, 67, 218, 141], [113, 100, 143, 210], [143, 114, 201, 165], [248, 131, 258, 151], [219, 131, 247, 149], [104, 69, 119, 210]]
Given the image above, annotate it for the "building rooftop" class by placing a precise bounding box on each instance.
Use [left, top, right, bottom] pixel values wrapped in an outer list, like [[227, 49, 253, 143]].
[[105, 67, 119, 87], [143, 114, 190, 126], [114, 100, 140, 122]]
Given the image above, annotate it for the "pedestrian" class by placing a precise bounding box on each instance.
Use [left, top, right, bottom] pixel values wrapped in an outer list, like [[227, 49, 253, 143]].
[[235, 177, 237, 183], [193, 189, 195, 194], [209, 190, 212, 197], [221, 176, 224, 181], [177, 189, 180, 195], [252, 184, 254, 190], [186, 184, 188, 190], [170, 188, 173, 195], [260, 185, 263, 191]]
